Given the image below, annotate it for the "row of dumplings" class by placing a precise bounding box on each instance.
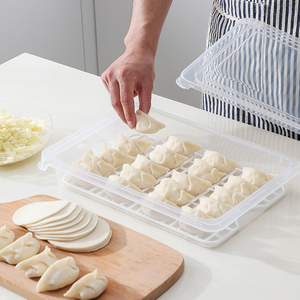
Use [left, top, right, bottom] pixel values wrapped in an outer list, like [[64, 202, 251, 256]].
[[0, 226, 107, 299]]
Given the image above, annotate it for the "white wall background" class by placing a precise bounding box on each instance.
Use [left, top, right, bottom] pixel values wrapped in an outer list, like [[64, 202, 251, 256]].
[[0, 0, 212, 108]]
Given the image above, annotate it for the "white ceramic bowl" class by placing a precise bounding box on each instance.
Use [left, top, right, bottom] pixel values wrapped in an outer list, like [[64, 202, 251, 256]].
[[0, 101, 52, 165]]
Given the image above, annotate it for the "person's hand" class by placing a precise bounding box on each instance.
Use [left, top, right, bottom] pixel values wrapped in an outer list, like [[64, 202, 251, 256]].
[[101, 47, 155, 129]]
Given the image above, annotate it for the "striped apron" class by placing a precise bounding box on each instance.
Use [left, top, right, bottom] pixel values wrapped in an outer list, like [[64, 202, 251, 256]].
[[203, 0, 300, 140]]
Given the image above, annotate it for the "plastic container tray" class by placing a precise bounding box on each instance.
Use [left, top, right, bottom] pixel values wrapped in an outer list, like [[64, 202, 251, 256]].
[[39, 19, 300, 247]]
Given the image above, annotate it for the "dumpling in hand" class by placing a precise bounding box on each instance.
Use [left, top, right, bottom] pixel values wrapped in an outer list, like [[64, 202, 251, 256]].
[[210, 186, 247, 206], [120, 164, 157, 189], [188, 159, 226, 184], [108, 175, 143, 193], [163, 136, 202, 156], [241, 167, 277, 188], [36, 256, 79, 292], [171, 170, 212, 195], [131, 154, 169, 178], [64, 269, 108, 300], [149, 145, 188, 169], [223, 175, 258, 196], [135, 110, 165, 134], [0, 225, 15, 250], [0, 232, 40, 265], [201, 150, 240, 173], [116, 134, 153, 156], [77, 149, 115, 176], [154, 178, 194, 206], [100, 143, 135, 167], [15, 246, 57, 278], [197, 197, 233, 218]]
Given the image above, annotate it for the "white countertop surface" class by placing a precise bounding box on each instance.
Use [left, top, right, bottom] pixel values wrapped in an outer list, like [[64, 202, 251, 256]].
[[1, 53, 300, 300]]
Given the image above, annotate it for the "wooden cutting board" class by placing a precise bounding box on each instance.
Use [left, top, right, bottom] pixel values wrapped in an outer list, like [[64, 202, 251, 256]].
[[0, 195, 184, 300]]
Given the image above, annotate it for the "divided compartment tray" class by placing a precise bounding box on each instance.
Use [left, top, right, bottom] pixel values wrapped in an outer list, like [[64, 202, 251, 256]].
[[39, 108, 300, 248]]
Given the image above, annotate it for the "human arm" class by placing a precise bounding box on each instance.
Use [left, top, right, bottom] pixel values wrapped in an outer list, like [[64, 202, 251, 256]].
[[101, 0, 173, 129]]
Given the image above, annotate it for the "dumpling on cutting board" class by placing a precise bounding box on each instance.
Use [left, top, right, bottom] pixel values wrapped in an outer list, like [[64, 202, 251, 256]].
[[64, 269, 108, 300], [131, 154, 169, 178], [135, 110, 165, 134], [149, 145, 188, 169], [201, 150, 240, 173], [241, 167, 277, 188], [0, 232, 40, 264], [100, 143, 135, 167], [115, 133, 152, 156], [15, 246, 57, 278], [188, 158, 226, 184], [36, 256, 79, 292], [163, 136, 202, 156], [0, 225, 15, 250]]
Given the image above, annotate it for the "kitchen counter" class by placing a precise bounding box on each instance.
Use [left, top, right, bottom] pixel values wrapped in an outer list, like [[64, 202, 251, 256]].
[[1, 53, 299, 300]]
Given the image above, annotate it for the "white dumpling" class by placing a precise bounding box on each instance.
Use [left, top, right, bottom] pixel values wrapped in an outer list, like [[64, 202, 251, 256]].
[[116, 133, 153, 156], [179, 206, 213, 235], [171, 170, 212, 195], [201, 150, 240, 173], [149, 145, 188, 169], [15, 246, 57, 278], [210, 186, 247, 206], [241, 167, 277, 188], [0, 225, 15, 250], [36, 256, 79, 292], [197, 197, 233, 218], [188, 158, 226, 184], [223, 175, 259, 196], [120, 164, 157, 189], [100, 143, 135, 167], [77, 149, 116, 176], [64, 269, 108, 300], [108, 175, 143, 193], [73, 162, 103, 177], [135, 110, 165, 134], [154, 178, 194, 206], [163, 136, 202, 156], [0, 232, 40, 264], [131, 154, 169, 178], [142, 192, 178, 220]]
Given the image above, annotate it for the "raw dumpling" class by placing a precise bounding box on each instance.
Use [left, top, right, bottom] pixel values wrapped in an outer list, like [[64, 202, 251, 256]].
[[135, 110, 165, 134], [0, 232, 40, 264], [15, 246, 57, 278], [100, 143, 135, 167], [210, 186, 247, 206], [171, 170, 212, 195], [120, 164, 157, 189], [197, 197, 233, 218], [108, 175, 143, 193], [36, 256, 79, 292], [201, 150, 240, 173], [77, 149, 115, 176], [179, 206, 213, 235], [131, 154, 169, 178], [223, 175, 259, 196], [163, 136, 202, 156], [149, 145, 188, 169], [64, 269, 108, 300], [0, 225, 15, 250], [116, 134, 152, 156], [188, 158, 226, 184], [142, 192, 178, 220], [73, 162, 103, 176], [154, 178, 194, 206], [241, 167, 277, 188]]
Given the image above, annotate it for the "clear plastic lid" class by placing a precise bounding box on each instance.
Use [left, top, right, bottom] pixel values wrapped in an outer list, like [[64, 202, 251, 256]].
[[177, 19, 300, 135]]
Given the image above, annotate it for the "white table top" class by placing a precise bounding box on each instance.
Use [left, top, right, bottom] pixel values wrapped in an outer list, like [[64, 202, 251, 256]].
[[1, 53, 300, 300]]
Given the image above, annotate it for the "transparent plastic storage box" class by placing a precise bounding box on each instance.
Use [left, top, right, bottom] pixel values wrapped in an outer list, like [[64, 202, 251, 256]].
[[39, 19, 300, 248]]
